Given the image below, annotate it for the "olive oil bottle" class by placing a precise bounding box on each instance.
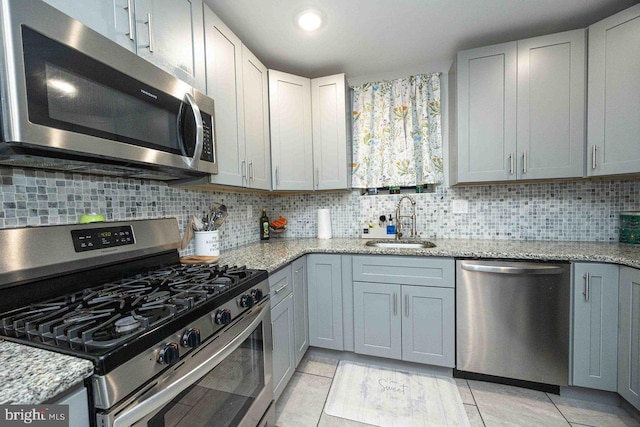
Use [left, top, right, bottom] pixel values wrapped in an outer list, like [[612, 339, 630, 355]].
[[260, 208, 270, 240]]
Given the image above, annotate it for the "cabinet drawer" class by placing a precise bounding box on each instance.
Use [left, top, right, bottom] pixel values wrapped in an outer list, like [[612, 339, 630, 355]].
[[353, 256, 454, 287], [269, 264, 293, 307]]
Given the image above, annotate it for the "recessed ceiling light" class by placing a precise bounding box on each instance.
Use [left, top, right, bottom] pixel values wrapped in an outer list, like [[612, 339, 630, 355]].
[[297, 9, 323, 31]]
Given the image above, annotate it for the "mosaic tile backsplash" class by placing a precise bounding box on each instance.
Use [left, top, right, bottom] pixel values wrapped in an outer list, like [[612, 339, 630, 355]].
[[271, 179, 640, 242], [0, 167, 270, 254], [1, 166, 639, 247]]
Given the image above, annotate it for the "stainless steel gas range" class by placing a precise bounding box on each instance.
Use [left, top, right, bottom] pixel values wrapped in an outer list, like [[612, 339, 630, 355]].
[[0, 218, 274, 427]]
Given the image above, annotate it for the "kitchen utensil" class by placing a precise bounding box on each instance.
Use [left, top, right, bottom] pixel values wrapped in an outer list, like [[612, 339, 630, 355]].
[[211, 204, 228, 230], [180, 216, 195, 249]]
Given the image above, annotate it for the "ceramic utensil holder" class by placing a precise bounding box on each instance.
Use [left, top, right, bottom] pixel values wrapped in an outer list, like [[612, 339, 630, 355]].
[[194, 230, 220, 256]]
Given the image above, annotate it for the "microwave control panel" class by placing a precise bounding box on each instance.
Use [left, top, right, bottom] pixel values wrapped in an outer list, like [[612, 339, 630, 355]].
[[71, 226, 135, 252], [201, 114, 214, 163]]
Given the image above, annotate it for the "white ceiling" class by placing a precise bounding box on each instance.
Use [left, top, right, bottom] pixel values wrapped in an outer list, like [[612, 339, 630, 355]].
[[205, 0, 638, 83]]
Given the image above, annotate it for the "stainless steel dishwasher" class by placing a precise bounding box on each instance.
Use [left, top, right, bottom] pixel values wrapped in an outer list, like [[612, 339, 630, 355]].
[[456, 260, 571, 386]]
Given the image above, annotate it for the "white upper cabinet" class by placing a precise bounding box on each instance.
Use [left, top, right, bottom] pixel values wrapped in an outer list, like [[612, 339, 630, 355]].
[[267, 72, 351, 191], [203, 6, 245, 187], [454, 30, 586, 184], [517, 30, 585, 180], [43, 0, 205, 91], [43, 0, 136, 52], [588, 4, 640, 177], [311, 74, 350, 190], [456, 42, 518, 183], [269, 71, 314, 191], [134, 0, 206, 92], [242, 46, 271, 190]]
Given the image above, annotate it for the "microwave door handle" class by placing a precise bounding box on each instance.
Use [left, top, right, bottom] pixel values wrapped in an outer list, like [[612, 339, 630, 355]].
[[179, 93, 204, 169], [112, 303, 269, 427]]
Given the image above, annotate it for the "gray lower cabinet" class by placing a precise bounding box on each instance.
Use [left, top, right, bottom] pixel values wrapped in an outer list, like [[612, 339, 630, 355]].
[[618, 266, 640, 410], [292, 256, 309, 366], [54, 387, 89, 427], [352, 256, 455, 367], [402, 285, 455, 367], [271, 292, 295, 401], [354, 282, 402, 359], [353, 282, 454, 367], [308, 254, 343, 351], [572, 263, 619, 391]]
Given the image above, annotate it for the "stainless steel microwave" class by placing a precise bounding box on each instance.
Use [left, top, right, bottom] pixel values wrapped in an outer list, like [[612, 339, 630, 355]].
[[0, 0, 217, 180]]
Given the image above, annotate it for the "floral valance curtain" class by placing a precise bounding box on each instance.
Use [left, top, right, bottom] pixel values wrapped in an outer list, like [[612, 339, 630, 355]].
[[351, 73, 443, 188]]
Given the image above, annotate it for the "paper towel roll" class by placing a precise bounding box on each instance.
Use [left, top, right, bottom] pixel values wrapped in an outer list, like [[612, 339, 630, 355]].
[[317, 209, 332, 239]]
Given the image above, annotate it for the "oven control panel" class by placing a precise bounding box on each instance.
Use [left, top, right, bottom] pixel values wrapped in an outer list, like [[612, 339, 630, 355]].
[[71, 226, 135, 252]]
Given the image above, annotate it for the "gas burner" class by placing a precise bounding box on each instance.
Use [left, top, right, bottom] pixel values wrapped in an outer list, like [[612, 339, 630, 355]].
[[114, 316, 142, 334]]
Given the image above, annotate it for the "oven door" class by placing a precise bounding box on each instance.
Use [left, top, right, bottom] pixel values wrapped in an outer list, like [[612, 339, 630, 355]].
[[100, 302, 273, 427]]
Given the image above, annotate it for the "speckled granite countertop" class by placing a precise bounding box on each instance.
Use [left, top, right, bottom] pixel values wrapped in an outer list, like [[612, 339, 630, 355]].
[[0, 340, 94, 405], [3, 238, 638, 405], [217, 238, 640, 273]]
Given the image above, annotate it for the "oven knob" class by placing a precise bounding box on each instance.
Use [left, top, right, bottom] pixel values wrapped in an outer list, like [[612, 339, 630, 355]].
[[240, 294, 255, 308], [250, 288, 264, 302], [214, 309, 232, 325], [181, 328, 201, 348], [157, 343, 179, 365]]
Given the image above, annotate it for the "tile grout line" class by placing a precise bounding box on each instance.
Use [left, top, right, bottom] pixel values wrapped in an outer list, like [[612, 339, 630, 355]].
[[295, 369, 337, 380], [316, 362, 339, 427], [544, 392, 578, 427], [466, 381, 488, 427]]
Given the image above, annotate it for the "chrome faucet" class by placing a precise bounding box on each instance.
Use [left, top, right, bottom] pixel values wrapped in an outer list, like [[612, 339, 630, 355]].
[[395, 195, 417, 240]]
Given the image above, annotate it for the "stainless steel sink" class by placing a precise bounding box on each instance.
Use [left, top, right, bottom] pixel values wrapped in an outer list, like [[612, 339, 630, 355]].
[[365, 239, 436, 249]]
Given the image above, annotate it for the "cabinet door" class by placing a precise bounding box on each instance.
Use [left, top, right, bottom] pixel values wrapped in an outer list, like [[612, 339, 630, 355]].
[[588, 4, 640, 177], [517, 30, 586, 180], [457, 42, 517, 183], [54, 387, 89, 427], [353, 282, 402, 359], [242, 46, 271, 190], [134, 0, 206, 92], [572, 263, 619, 391], [402, 286, 455, 367], [269, 71, 313, 191], [311, 74, 350, 190], [43, 0, 136, 52], [203, 7, 245, 187], [619, 267, 640, 410], [271, 293, 295, 401], [307, 254, 343, 351], [292, 256, 309, 367]]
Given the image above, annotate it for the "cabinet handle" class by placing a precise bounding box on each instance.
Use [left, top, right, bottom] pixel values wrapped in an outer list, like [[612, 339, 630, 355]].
[[249, 161, 254, 182], [592, 145, 597, 170], [275, 166, 280, 187], [274, 284, 288, 294], [509, 152, 514, 175], [124, 0, 134, 41], [315, 168, 319, 188], [393, 293, 397, 316], [145, 13, 154, 52], [241, 160, 246, 182], [522, 151, 527, 174], [405, 294, 409, 317], [583, 272, 590, 302]]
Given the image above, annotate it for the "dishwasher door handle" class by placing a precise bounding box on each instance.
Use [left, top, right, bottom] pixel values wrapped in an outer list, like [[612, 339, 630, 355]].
[[460, 262, 565, 275]]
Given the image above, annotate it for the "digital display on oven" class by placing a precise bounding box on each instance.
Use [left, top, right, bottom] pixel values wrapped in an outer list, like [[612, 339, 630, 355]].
[[71, 226, 135, 252]]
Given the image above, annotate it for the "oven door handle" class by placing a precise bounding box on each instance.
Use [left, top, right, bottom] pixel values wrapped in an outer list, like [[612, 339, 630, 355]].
[[112, 303, 268, 427], [177, 92, 204, 170]]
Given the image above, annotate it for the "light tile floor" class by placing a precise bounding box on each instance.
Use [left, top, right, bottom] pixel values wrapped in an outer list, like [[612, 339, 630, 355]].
[[275, 351, 640, 427]]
